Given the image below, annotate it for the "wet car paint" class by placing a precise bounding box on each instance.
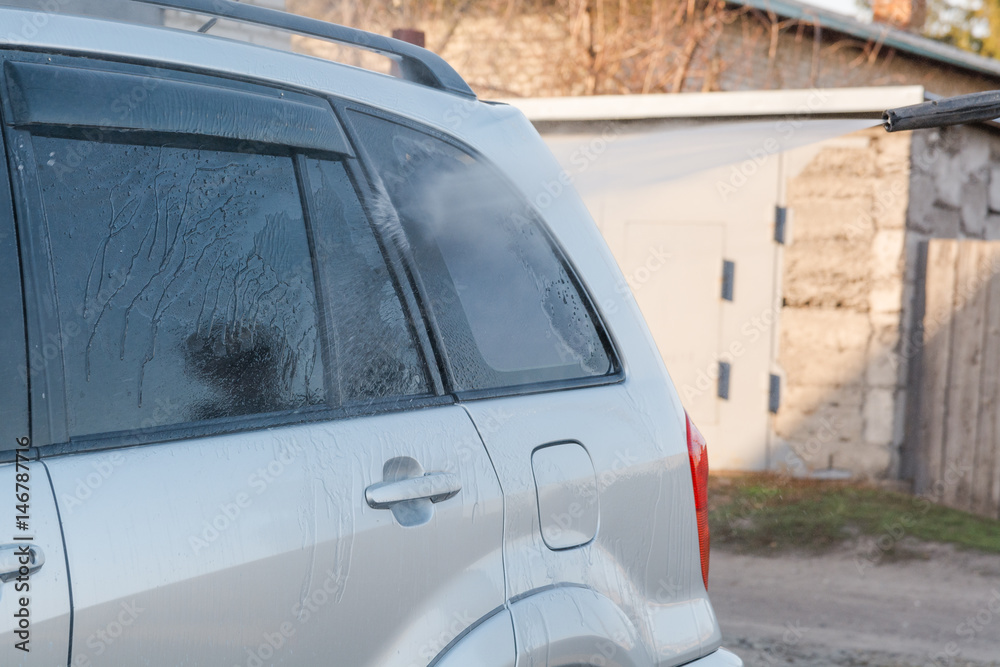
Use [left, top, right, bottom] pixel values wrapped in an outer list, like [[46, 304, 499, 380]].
[[0, 6, 739, 665]]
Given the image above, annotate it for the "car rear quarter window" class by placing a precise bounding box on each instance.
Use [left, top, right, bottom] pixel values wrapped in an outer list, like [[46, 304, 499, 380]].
[[347, 110, 615, 393]]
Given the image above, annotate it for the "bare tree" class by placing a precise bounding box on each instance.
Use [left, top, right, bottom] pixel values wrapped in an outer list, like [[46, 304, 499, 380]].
[[286, 0, 779, 96]]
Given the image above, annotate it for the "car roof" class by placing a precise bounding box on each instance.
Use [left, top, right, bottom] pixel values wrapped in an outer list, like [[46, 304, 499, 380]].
[[0, 5, 496, 140]]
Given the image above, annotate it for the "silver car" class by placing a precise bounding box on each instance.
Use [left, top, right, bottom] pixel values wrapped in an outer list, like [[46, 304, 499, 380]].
[[0, 1, 741, 665]]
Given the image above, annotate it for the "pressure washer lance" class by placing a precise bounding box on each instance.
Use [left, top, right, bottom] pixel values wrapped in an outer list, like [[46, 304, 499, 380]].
[[883, 90, 1000, 132]]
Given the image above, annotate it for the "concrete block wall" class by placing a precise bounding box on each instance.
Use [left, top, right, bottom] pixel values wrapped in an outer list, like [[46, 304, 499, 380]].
[[900, 124, 1000, 479], [906, 125, 1000, 240], [776, 127, 911, 478]]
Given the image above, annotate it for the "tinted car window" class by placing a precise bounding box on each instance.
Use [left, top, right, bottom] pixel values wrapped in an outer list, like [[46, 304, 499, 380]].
[[348, 111, 613, 392], [0, 142, 26, 450], [34, 138, 325, 436], [305, 158, 429, 402], [30, 135, 429, 440]]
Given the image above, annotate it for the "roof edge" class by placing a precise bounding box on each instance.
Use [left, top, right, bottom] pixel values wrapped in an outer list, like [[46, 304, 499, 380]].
[[734, 0, 1000, 81], [498, 86, 925, 121]]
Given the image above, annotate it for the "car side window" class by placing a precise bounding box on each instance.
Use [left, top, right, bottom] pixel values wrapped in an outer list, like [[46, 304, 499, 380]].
[[347, 110, 614, 393], [27, 135, 431, 440], [0, 129, 26, 452], [305, 157, 429, 402], [3, 60, 437, 443], [33, 138, 326, 436]]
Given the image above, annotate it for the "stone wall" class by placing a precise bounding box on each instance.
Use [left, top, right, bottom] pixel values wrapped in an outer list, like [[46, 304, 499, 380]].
[[434, 13, 590, 97], [776, 127, 911, 478], [286, 1, 1000, 99], [900, 124, 1000, 479], [906, 125, 1000, 241], [287, 4, 589, 97], [708, 18, 1000, 97], [777, 123, 1000, 480]]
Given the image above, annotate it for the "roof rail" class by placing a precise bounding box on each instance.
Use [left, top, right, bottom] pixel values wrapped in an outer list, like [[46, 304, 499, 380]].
[[135, 0, 476, 98]]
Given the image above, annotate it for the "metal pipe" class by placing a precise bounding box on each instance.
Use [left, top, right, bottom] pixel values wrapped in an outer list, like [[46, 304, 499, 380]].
[[883, 90, 1000, 132]]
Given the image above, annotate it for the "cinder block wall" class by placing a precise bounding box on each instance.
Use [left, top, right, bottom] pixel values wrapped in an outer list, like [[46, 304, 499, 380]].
[[900, 124, 1000, 480], [776, 127, 911, 478], [906, 125, 1000, 241]]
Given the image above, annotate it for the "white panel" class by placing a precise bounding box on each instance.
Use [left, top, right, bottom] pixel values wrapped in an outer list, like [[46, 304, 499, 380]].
[[623, 222, 724, 431]]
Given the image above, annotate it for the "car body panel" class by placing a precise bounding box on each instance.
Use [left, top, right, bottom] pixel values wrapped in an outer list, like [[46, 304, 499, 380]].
[[0, 461, 71, 666], [0, 7, 737, 665], [510, 586, 653, 667], [0, 89, 71, 667], [686, 648, 745, 666], [431, 608, 516, 667], [43, 409, 506, 666], [465, 387, 720, 667]]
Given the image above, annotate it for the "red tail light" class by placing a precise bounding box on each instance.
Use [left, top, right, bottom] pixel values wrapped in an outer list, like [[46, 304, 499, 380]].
[[685, 411, 710, 590]]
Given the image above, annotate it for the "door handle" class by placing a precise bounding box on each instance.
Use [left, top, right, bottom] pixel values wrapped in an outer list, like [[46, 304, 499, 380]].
[[365, 471, 462, 509], [0, 544, 44, 583]]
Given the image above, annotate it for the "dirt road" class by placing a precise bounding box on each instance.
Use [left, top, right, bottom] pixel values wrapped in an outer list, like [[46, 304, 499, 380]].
[[710, 542, 1000, 666]]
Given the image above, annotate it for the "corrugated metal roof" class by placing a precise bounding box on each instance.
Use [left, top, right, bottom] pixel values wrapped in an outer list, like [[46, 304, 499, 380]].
[[734, 0, 1000, 80]]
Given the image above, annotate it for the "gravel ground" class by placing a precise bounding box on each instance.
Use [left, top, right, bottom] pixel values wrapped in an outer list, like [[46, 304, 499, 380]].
[[710, 541, 1000, 666]]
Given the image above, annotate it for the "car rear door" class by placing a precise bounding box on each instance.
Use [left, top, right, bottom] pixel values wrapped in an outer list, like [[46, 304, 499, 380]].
[[1, 52, 507, 666], [0, 99, 72, 667], [345, 109, 720, 666]]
